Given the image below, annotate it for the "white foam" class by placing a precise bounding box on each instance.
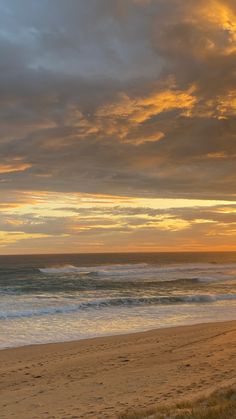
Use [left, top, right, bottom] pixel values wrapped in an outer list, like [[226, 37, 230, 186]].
[[2, 293, 236, 320], [38, 262, 236, 283], [39, 265, 85, 274]]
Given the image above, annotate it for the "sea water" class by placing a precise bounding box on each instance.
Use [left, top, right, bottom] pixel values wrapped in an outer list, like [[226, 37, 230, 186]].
[[1, 252, 236, 349]]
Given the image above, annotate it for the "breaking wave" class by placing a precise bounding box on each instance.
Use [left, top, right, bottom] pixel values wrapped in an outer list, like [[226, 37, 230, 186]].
[[39, 263, 149, 276], [2, 293, 236, 320], [39, 262, 236, 274], [39, 265, 93, 275], [38, 262, 236, 283]]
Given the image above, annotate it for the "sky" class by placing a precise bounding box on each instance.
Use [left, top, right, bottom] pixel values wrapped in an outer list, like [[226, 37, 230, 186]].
[[1, 0, 236, 254]]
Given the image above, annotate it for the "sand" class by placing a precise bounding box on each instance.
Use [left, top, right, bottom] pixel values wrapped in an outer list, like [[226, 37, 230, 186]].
[[1, 320, 236, 419]]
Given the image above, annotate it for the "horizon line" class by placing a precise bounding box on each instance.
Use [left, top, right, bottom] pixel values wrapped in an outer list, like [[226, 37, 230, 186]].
[[1, 250, 236, 257]]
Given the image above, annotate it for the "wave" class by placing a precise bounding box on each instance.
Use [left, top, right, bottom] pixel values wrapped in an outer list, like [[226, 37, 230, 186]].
[[0, 277, 203, 297], [39, 262, 236, 275], [38, 262, 236, 285], [2, 293, 236, 319], [39, 265, 93, 275], [39, 263, 150, 275]]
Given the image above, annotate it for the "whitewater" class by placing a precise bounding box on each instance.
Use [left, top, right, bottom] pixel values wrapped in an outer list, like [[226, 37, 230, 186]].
[[1, 252, 236, 348]]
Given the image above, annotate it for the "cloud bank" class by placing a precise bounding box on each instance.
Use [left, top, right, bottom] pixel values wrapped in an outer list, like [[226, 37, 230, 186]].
[[1, 0, 236, 252]]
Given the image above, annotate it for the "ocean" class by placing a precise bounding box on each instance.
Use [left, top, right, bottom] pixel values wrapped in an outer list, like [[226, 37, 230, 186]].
[[1, 252, 236, 349]]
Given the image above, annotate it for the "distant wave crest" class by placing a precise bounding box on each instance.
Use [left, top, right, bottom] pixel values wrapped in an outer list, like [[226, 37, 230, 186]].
[[39, 263, 236, 274], [39, 265, 90, 274], [38, 262, 236, 283]]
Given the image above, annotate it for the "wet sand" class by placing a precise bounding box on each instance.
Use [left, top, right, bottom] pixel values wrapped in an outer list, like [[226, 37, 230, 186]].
[[1, 320, 236, 418]]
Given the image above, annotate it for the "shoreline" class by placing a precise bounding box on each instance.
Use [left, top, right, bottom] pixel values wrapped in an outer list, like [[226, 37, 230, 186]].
[[1, 320, 236, 418], [1, 317, 236, 352]]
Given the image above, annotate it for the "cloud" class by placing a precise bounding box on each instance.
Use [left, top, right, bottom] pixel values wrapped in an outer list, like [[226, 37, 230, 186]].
[[0, 1, 235, 200], [0, 189, 236, 253], [0, 1, 236, 252]]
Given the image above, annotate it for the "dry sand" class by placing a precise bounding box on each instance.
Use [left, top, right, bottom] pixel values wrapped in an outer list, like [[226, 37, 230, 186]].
[[1, 320, 236, 418]]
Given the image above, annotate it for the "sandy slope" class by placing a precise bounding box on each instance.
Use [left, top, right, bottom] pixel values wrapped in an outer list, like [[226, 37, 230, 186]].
[[1, 321, 236, 418]]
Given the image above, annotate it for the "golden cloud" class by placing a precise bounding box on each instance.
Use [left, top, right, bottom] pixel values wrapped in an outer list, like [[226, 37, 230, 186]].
[[0, 163, 32, 174], [0, 231, 52, 246], [97, 87, 197, 123], [200, 0, 236, 53], [93, 86, 197, 144]]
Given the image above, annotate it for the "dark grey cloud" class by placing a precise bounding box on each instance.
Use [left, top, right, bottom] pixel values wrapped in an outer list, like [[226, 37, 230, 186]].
[[0, 0, 236, 201]]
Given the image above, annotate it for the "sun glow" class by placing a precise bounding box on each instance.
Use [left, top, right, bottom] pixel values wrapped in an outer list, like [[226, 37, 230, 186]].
[[0, 191, 236, 253]]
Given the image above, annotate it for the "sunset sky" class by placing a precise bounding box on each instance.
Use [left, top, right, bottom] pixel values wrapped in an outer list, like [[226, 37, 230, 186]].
[[1, 0, 236, 254]]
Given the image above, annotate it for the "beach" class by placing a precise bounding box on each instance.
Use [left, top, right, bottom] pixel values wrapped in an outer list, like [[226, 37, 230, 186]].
[[1, 0, 236, 416], [1, 320, 236, 418]]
